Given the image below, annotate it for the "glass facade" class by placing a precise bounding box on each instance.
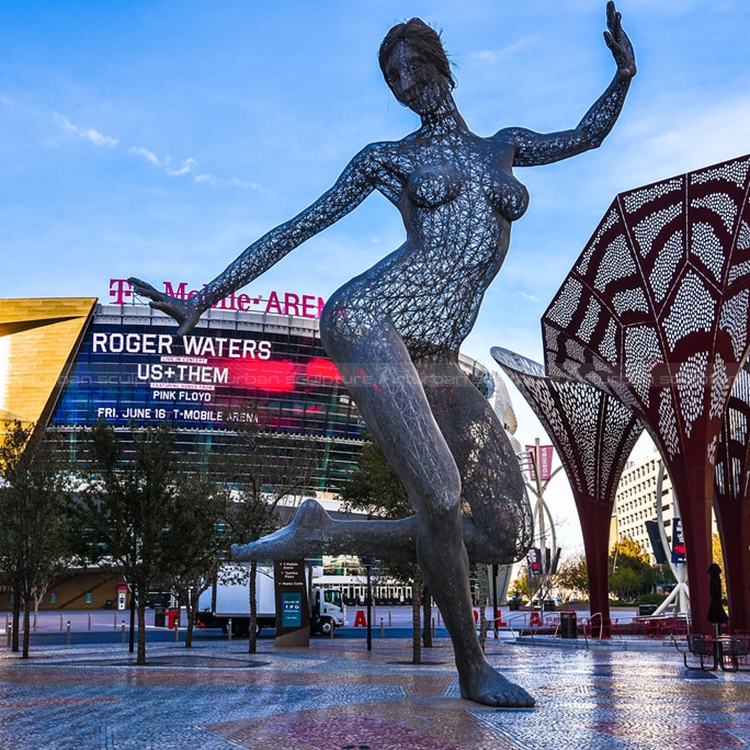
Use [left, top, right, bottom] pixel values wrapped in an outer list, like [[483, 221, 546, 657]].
[[51, 304, 365, 493], [45, 303, 492, 495]]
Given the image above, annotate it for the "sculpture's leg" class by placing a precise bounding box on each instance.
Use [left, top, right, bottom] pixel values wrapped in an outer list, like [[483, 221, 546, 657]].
[[232, 501, 420, 563], [317, 316, 534, 708], [231, 497, 523, 564], [416, 353, 532, 564]]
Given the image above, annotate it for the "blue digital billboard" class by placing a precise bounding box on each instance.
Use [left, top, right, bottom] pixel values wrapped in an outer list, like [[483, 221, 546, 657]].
[[52, 316, 361, 440]]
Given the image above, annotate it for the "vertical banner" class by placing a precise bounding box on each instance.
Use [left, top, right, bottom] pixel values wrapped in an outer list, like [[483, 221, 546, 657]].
[[525, 445, 554, 482], [527, 548, 542, 576], [274, 560, 310, 647], [671, 518, 686, 564]]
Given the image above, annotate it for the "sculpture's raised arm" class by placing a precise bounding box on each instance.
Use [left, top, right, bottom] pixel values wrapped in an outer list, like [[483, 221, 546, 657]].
[[499, 1, 636, 167], [129, 146, 381, 335]]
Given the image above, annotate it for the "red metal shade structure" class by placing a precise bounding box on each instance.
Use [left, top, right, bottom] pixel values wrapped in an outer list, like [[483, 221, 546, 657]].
[[542, 154, 750, 635], [492, 347, 642, 634], [714, 363, 750, 632]]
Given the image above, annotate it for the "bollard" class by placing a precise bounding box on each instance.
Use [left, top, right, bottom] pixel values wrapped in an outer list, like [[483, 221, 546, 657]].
[[228, 618, 232, 642], [121, 621, 126, 644], [380, 618, 385, 639], [6, 623, 11, 648], [66, 621, 71, 646], [60, 612, 64, 632], [330, 622, 334, 639], [388, 611, 392, 627], [431, 617, 436, 640], [88, 612, 92, 631], [174, 624, 179, 643]]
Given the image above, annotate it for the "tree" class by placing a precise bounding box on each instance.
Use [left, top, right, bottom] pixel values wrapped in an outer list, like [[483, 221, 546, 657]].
[[340, 440, 412, 520], [340, 438, 426, 663], [508, 569, 530, 601], [213, 406, 319, 653], [0, 421, 73, 658], [553, 554, 589, 602], [75, 420, 180, 665], [161, 473, 230, 648], [609, 538, 652, 601]]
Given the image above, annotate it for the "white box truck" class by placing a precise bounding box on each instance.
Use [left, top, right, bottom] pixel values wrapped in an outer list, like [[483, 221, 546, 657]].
[[197, 564, 346, 636]]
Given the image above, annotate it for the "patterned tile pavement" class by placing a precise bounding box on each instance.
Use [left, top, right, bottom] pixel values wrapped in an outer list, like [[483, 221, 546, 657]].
[[1, 635, 750, 749]]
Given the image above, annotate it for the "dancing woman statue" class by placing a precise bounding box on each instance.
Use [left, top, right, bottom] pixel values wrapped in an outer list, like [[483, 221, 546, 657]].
[[131, 2, 635, 707]]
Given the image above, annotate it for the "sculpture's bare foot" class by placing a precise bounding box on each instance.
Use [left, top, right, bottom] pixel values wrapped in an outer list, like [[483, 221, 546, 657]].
[[459, 663, 535, 708], [127, 277, 202, 335], [231, 498, 331, 561]]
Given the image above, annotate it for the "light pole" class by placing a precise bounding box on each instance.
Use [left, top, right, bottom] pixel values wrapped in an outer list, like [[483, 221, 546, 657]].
[[361, 556, 377, 652], [521, 439, 562, 615], [652, 461, 689, 616]]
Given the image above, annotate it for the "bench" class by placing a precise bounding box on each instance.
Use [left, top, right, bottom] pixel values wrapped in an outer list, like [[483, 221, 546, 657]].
[[718, 636, 750, 672], [674, 633, 718, 671]]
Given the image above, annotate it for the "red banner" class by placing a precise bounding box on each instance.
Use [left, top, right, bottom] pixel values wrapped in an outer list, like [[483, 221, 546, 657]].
[[525, 444, 554, 482]]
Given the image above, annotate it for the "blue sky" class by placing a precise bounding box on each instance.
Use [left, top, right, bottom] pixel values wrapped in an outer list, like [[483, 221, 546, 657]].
[[3, 0, 750, 547]]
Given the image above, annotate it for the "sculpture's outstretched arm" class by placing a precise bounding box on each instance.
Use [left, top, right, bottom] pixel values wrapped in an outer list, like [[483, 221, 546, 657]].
[[129, 145, 382, 335], [498, 1, 636, 167]]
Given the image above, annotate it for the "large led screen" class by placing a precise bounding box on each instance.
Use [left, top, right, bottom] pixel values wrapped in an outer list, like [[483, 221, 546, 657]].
[[52, 318, 362, 440]]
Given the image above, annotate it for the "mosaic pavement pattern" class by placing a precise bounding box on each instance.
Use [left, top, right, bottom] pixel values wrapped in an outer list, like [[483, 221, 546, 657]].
[[1, 638, 750, 749]]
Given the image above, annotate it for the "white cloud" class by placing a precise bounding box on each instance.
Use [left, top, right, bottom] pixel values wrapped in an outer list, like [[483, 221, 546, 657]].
[[129, 146, 161, 166], [85, 128, 118, 147], [471, 37, 536, 65], [166, 157, 197, 176], [53, 114, 261, 190], [53, 112, 117, 147], [196, 172, 264, 191], [515, 290, 540, 304]]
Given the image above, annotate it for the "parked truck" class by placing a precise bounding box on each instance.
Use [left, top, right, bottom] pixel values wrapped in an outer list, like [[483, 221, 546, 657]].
[[196, 564, 346, 636]]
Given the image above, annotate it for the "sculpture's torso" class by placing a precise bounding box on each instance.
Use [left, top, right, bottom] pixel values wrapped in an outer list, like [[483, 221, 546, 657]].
[[324, 127, 528, 355]]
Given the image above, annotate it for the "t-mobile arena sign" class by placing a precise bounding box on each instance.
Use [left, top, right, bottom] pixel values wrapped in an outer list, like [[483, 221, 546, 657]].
[[108, 278, 326, 320]]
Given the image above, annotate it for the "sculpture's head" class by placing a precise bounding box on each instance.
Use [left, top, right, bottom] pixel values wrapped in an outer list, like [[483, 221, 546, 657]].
[[378, 19, 455, 115]]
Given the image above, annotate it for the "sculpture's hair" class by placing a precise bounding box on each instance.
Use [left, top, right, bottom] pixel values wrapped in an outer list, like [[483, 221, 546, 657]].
[[378, 18, 456, 90]]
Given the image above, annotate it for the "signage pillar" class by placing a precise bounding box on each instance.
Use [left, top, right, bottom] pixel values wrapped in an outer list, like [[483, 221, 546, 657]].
[[273, 560, 310, 647]]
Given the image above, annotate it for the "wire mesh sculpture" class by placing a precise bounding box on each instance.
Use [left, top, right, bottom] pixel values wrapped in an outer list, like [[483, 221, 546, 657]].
[[492, 347, 643, 634], [130, 3, 635, 707], [542, 153, 750, 636]]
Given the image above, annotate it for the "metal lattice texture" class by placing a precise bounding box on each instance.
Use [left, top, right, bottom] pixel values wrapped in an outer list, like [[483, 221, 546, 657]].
[[715, 365, 750, 506], [542, 153, 750, 634], [129, 6, 636, 703], [492, 346, 642, 626], [714, 362, 750, 631], [129, 7, 634, 573], [543, 154, 750, 458], [492, 347, 642, 508]]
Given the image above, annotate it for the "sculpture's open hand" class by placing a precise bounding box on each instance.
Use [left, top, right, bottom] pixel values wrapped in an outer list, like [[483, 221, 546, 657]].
[[127, 277, 202, 335], [604, 1, 636, 79]]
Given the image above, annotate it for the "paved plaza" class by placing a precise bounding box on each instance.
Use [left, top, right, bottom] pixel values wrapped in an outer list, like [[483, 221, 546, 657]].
[[1, 623, 750, 750]]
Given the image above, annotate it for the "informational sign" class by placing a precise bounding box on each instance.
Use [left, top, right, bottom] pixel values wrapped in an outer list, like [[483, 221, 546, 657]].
[[281, 592, 302, 628], [525, 445, 554, 482], [273, 560, 310, 647], [53, 319, 360, 439], [117, 585, 128, 611]]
